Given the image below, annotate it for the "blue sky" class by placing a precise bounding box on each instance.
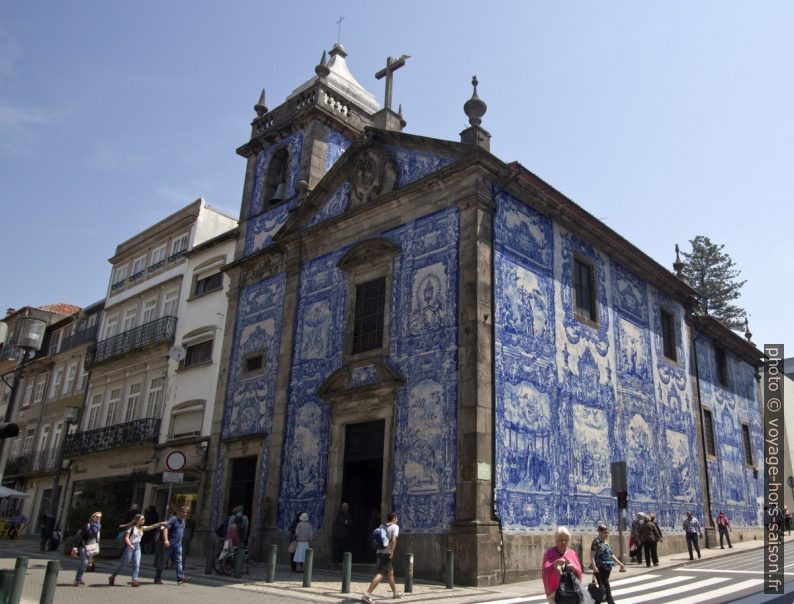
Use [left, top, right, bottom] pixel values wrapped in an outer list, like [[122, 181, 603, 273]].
[[1, 1, 791, 352]]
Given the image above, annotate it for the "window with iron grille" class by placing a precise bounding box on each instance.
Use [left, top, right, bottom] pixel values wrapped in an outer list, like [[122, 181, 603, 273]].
[[703, 408, 717, 457], [742, 423, 753, 465], [352, 277, 386, 354], [660, 309, 677, 361], [573, 257, 597, 324]]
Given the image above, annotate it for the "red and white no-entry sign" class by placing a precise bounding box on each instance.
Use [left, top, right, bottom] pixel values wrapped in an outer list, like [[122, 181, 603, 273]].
[[165, 450, 187, 472]]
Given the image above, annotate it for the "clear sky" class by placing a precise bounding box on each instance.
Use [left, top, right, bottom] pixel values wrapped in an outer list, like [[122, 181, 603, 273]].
[[1, 1, 790, 352]]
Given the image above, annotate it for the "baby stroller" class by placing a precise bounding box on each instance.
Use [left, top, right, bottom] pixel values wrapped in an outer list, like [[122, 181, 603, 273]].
[[214, 539, 252, 575]]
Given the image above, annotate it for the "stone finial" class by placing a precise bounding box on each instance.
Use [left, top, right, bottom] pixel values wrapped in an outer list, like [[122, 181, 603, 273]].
[[254, 89, 268, 117], [744, 317, 753, 343], [315, 50, 330, 79], [464, 75, 487, 126], [673, 243, 685, 277], [295, 180, 310, 200]]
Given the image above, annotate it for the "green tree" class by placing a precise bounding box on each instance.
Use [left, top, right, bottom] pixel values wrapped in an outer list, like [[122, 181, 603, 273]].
[[679, 235, 747, 330]]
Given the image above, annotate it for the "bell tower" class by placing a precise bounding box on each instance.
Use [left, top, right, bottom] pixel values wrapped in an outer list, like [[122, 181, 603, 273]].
[[234, 43, 381, 261]]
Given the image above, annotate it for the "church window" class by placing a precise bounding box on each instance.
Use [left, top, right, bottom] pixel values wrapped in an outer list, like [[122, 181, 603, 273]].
[[337, 238, 400, 361], [703, 407, 717, 457], [242, 351, 265, 379], [264, 147, 289, 205], [352, 277, 386, 354], [715, 346, 729, 388], [741, 423, 753, 465], [660, 308, 677, 362], [573, 257, 597, 325]]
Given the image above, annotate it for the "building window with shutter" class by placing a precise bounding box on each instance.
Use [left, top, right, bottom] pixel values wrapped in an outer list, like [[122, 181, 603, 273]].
[[742, 423, 754, 466], [573, 257, 597, 325], [660, 309, 677, 362], [703, 408, 717, 457], [183, 339, 213, 369], [170, 402, 205, 439], [715, 346, 729, 388]]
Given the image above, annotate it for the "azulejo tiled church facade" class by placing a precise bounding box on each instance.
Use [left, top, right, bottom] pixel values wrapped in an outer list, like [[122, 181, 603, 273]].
[[200, 44, 764, 585]]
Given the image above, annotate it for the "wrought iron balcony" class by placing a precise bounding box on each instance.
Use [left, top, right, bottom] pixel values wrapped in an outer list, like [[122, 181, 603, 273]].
[[5, 447, 59, 476], [60, 324, 99, 353], [64, 417, 161, 456], [84, 316, 176, 369]]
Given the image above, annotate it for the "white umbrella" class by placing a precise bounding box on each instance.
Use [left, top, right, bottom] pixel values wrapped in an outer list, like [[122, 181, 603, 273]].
[[0, 486, 29, 498]]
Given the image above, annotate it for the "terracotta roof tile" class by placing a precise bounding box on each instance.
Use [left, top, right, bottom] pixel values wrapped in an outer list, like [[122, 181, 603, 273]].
[[37, 303, 81, 316]]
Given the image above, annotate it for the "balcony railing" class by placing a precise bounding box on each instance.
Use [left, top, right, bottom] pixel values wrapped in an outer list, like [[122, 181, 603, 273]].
[[60, 324, 99, 353], [84, 316, 176, 369], [5, 447, 59, 476], [64, 417, 161, 456]]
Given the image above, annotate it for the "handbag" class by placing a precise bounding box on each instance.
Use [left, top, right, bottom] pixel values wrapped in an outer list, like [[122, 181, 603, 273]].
[[588, 578, 605, 603], [287, 540, 297, 554], [85, 542, 100, 556]]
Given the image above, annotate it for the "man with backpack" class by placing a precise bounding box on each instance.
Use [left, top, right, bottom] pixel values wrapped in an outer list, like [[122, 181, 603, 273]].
[[362, 511, 401, 602]]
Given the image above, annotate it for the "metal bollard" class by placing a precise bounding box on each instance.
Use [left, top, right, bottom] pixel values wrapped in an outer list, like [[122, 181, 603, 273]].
[[9, 557, 28, 604], [266, 544, 277, 583], [39, 560, 60, 604], [404, 552, 414, 593], [302, 548, 313, 588], [341, 552, 352, 593], [444, 549, 454, 589], [0, 569, 14, 603], [234, 546, 244, 578]]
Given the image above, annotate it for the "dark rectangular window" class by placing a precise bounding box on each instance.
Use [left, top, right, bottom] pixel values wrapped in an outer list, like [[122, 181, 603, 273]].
[[352, 277, 386, 354], [742, 423, 753, 465], [242, 351, 265, 378], [660, 309, 677, 361], [183, 340, 213, 368], [715, 347, 729, 387], [703, 408, 717, 457], [194, 272, 223, 297], [573, 258, 597, 323]]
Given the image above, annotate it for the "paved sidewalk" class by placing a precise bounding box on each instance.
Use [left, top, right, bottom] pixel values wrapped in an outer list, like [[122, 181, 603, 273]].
[[0, 533, 779, 604]]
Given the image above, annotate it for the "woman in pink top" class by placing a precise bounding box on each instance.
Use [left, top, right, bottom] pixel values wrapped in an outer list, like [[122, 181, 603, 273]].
[[542, 526, 582, 604]]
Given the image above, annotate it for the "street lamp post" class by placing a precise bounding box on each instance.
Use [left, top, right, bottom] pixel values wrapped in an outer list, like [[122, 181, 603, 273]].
[[43, 406, 81, 549]]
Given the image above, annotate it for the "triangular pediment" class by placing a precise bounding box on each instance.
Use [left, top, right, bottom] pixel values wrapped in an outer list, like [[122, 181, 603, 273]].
[[276, 129, 479, 240]]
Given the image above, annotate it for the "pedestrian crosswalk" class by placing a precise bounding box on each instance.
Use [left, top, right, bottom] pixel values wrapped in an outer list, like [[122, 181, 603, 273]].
[[479, 572, 766, 604]]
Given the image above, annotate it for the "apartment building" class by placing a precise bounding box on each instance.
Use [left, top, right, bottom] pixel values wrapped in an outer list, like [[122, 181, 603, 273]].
[[0, 303, 85, 528], [63, 199, 236, 532]]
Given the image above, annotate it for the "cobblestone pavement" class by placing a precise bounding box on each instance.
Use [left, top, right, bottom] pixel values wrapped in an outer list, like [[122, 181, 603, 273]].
[[0, 535, 780, 604]]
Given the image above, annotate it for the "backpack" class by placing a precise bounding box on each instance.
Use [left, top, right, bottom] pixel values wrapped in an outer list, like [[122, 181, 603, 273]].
[[215, 517, 228, 538], [555, 567, 583, 604], [371, 524, 389, 550]]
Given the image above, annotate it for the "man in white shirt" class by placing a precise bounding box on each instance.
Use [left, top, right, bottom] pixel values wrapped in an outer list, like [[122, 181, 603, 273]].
[[362, 511, 402, 602]]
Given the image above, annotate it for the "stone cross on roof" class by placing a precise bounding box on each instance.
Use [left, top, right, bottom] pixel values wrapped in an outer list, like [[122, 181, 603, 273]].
[[375, 54, 410, 111]]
